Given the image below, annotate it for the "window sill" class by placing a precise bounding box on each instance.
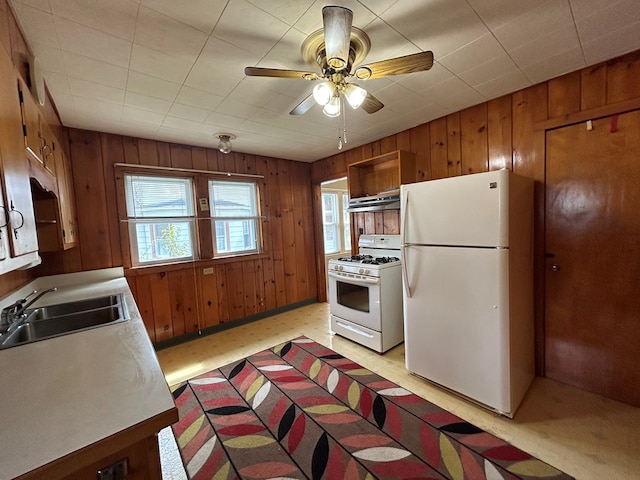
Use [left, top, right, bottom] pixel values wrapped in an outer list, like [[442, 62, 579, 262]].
[[124, 252, 269, 277]]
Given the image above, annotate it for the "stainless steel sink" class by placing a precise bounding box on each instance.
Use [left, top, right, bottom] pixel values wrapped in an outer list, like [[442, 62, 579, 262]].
[[0, 294, 129, 349], [29, 295, 121, 320]]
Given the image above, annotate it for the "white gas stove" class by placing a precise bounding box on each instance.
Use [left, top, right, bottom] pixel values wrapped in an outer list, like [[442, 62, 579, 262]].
[[328, 235, 404, 353]]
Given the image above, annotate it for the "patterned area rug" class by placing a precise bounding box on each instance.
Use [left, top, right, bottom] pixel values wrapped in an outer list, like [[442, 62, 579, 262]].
[[171, 337, 573, 479]]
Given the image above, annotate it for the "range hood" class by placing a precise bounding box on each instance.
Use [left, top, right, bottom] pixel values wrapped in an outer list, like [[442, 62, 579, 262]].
[[347, 191, 400, 213]]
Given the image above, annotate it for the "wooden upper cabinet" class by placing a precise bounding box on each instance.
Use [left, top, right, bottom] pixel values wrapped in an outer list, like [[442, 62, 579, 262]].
[[347, 150, 416, 200], [0, 45, 40, 271]]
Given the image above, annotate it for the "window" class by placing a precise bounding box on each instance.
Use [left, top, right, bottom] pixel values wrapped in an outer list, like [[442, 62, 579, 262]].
[[124, 174, 196, 266], [209, 180, 260, 255], [322, 190, 350, 254]]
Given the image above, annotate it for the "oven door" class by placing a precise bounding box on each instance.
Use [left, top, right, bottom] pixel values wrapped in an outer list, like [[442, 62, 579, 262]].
[[328, 271, 381, 331]]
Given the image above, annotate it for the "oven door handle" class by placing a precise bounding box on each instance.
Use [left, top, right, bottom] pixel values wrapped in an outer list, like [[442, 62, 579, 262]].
[[328, 271, 380, 285], [400, 191, 412, 298]]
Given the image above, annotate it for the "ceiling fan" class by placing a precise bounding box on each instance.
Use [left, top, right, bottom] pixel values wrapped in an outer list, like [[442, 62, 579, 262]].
[[244, 5, 434, 119]]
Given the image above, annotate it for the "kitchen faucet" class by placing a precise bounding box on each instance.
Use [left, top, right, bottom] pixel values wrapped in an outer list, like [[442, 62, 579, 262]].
[[0, 287, 58, 328]]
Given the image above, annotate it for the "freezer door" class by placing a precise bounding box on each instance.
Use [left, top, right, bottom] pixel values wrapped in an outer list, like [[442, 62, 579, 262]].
[[401, 170, 509, 247], [403, 245, 511, 413]]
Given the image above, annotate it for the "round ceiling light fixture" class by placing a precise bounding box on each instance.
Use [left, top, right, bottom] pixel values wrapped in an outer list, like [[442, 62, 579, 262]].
[[215, 133, 236, 154]]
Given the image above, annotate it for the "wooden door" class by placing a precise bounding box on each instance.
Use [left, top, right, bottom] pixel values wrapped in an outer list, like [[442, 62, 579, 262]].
[[545, 110, 640, 406]]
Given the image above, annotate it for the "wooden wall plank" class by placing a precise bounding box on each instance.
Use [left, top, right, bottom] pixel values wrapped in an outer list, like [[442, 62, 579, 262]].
[[226, 262, 245, 321], [192, 147, 208, 171], [548, 71, 581, 118], [488, 96, 513, 171], [580, 63, 607, 111], [100, 133, 123, 266], [122, 137, 140, 164], [68, 129, 113, 270], [242, 260, 258, 315], [606, 51, 640, 104], [199, 266, 219, 329], [374, 211, 384, 234], [137, 139, 158, 166], [382, 210, 399, 234], [429, 117, 448, 179], [267, 158, 287, 307], [131, 275, 155, 343], [157, 143, 171, 167], [460, 104, 488, 175], [410, 123, 430, 182], [396, 130, 411, 151], [447, 112, 462, 177], [149, 272, 173, 342], [215, 265, 229, 324], [167, 270, 187, 337], [170, 144, 192, 170]]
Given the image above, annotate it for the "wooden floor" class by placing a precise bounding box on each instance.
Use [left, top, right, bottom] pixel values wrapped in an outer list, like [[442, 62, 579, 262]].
[[156, 302, 640, 480]]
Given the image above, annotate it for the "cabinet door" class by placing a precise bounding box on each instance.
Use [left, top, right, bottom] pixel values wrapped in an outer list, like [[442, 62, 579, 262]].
[[18, 78, 44, 165], [0, 46, 39, 259]]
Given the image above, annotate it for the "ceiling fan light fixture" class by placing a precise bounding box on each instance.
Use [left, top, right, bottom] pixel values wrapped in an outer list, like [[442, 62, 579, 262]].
[[312, 81, 336, 106], [323, 95, 341, 117], [343, 84, 367, 109], [215, 133, 236, 154]]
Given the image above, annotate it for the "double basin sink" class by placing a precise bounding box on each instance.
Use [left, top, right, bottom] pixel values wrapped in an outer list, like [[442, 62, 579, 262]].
[[0, 294, 129, 349]]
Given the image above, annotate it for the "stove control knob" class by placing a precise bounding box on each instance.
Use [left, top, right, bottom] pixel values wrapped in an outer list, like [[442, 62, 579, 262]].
[[364, 269, 370, 275]]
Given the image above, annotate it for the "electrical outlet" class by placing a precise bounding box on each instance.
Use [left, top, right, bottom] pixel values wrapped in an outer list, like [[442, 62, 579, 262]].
[[203, 267, 214, 275], [97, 458, 128, 480]]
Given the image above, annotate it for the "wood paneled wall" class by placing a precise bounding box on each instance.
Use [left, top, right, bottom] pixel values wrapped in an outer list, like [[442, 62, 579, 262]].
[[312, 49, 640, 374], [36, 130, 318, 343]]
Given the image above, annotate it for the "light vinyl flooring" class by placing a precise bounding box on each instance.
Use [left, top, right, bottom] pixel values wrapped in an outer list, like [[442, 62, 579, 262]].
[[155, 302, 640, 480]]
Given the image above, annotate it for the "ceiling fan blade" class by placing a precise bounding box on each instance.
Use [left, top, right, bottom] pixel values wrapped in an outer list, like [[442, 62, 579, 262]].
[[355, 51, 434, 80], [244, 66, 319, 80], [290, 93, 316, 115], [361, 92, 384, 114], [322, 6, 353, 70]]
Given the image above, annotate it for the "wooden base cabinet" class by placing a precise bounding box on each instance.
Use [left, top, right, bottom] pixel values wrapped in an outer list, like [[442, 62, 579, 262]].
[[17, 410, 177, 480]]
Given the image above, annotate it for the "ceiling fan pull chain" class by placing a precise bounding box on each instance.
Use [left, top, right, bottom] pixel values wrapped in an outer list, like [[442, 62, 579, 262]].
[[342, 97, 348, 145]]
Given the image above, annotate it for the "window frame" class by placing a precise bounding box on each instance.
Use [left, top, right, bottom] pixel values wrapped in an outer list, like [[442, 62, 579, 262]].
[[321, 188, 350, 255], [116, 165, 264, 269], [123, 172, 198, 267], [208, 178, 262, 257]]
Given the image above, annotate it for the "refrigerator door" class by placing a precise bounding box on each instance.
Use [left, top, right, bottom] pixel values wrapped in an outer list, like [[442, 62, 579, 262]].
[[403, 245, 511, 414], [401, 170, 509, 248]]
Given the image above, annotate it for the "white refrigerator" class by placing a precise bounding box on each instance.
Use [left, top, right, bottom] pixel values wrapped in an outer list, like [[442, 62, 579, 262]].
[[400, 169, 534, 417]]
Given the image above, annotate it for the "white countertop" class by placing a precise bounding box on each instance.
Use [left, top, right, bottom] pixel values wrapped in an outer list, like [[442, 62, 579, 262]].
[[0, 268, 176, 479]]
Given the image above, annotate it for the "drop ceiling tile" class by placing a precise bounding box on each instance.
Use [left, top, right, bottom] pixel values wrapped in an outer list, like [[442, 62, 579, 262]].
[[184, 64, 243, 98], [212, 0, 290, 56], [50, 0, 138, 41], [55, 17, 132, 68], [380, 0, 488, 58], [439, 34, 506, 74], [226, 79, 275, 108], [10, 0, 51, 12], [215, 97, 261, 118], [493, 0, 574, 52], [73, 96, 123, 121], [457, 54, 521, 87], [167, 104, 212, 123], [30, 42, 67, 74], [575, 0, 640, 40], [63, 51, 128, 89], [126, 71, 181, 101], [256, 28, 309, 70], [10, 2, 59, 47], [42, 72, 70, 97], [121, 105, 165, 125], [203, 111, 245, 129], [130, 44, 193, 84], [198, 35, 262, 78], [140, 0, 225, 34], [508, 26, 582, 69], [581, 21, 640, 64], [520, 47, 585, 84], [246, 0, 315, 26], [473, 69, 530, 99], [569, 0, 627, 20], [68, 77, 125, 104], [174, 86, 225, 110], [358, 0, 400, 16], [162, 115, 220, 134], [466, 0, 540, 29], [362, 17, 418, 64], [398, 63, 455, 94], [426, 76, 485, 110], [135, 6, 208, 57], [124, 91, 172, 115]]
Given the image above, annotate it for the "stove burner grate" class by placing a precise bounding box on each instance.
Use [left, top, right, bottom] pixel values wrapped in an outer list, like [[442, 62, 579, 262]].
[[336, 255, 400, 265]]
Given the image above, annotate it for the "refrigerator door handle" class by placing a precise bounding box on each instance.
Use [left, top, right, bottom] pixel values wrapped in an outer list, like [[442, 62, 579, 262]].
[[401, 191, 413, 298], [401, 245, 412, 298]]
